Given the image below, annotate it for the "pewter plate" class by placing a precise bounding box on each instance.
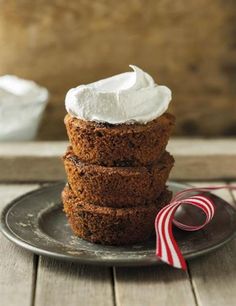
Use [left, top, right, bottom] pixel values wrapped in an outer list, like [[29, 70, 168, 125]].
[[1, 182, 236, 266]]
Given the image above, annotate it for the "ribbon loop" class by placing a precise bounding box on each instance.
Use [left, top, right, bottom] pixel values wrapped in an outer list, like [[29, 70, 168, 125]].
[[155, 185, 236, 270]]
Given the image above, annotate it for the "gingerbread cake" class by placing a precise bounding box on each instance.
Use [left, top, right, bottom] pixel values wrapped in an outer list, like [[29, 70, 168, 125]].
[[64, 112, 175, 167], [62, 65, 175, 245], [62, 184, 172, 245], [63, 146, 174, 207]]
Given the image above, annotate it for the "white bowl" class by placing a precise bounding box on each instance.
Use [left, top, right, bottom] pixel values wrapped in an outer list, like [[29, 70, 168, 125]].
[[0, 76, 49, 141]]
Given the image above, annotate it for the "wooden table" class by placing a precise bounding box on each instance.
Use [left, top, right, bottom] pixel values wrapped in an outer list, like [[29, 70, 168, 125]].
[[1, 139, 236, 306]]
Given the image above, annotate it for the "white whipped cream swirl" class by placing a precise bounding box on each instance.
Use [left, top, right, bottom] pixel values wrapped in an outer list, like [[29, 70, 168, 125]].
[[65, 65, 172, 124], [0, 75, 48, 105]]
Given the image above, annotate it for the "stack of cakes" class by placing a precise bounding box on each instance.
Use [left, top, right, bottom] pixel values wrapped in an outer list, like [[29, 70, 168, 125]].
[[62, 65, 175, 245]]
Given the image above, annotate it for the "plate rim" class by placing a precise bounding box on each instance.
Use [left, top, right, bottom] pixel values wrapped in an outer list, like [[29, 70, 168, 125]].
[[1, 181, 236, 266]]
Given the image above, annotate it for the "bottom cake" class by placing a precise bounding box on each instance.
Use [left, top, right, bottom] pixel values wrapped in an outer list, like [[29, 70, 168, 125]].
[[62, 185, 172, 245]]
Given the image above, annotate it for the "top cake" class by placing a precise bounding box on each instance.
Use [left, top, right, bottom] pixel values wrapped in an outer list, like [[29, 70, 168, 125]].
[[65, 65, 175, 166]]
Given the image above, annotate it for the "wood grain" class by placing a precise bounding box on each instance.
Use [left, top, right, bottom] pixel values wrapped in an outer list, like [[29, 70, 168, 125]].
[[114, 265, 196, 306], [34, 257, 114, 306], [0, 139, 236, 181], [0, 184, 39, 306], [187, 182, 236, 306]]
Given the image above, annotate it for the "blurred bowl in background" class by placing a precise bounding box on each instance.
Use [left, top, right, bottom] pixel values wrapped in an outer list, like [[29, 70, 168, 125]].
[[0, 75, 49, 141]]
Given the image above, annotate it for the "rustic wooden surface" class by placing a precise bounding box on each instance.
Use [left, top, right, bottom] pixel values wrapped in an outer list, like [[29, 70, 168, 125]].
[[0, 1, 236, 139], [0, 139, 236, 181], [35, 258, 114, 306], [188, 183, 236, 306], [114, 266, 196, 306], [0, 185, 39, 306], [0, 181, 235, 306]]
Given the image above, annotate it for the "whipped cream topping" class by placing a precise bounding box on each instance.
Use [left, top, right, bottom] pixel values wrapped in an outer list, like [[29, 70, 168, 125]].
[[65, 65, 172, 124], [0, 75, 48, 105]]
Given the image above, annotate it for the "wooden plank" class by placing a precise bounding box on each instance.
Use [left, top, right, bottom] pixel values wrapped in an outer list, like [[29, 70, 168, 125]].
[[35, 257, 114, 306], [0, 142, 66, 182], [187, 182, 236, 306], [114, 265, 196, 306], [0, 142, 67, 157], [0, 184, 39, 306], [168, 139, 236, 180], [0, 139, 236, 181]]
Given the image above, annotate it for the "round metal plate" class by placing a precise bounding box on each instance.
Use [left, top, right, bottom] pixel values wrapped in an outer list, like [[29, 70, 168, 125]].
[[1, 182, 236, 266]]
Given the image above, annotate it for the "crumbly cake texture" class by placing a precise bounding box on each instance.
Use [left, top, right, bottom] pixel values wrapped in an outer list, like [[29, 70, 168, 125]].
[[64, 112, 175, 167], [62, 184, 172, 245], [63, 146, 174, 207]]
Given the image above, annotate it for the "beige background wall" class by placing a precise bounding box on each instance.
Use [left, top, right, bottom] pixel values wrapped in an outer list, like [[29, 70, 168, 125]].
[[0, 0, 235, 139]]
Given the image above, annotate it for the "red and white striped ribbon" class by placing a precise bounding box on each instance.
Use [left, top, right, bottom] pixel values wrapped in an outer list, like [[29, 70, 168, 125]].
[[155, 185, 236, 270]]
